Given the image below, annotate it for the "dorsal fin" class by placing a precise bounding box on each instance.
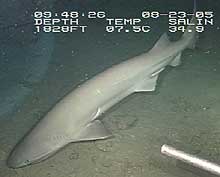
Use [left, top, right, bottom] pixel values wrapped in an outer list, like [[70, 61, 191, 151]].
[[150, 33, 171, 52]]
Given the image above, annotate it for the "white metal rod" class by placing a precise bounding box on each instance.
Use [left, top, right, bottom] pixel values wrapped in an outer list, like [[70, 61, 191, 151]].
[[161, 144, 220, 176]]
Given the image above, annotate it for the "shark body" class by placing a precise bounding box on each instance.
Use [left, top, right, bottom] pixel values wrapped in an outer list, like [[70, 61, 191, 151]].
[[7, 17, 197, 168]]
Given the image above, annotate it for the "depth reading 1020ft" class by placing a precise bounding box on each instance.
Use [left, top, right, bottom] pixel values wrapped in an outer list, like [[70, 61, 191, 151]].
[[33, 11, 106, 33]]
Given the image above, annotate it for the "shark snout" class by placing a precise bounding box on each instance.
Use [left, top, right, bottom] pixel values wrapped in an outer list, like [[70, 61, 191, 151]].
[[7, 147, 31, 168], [7, 156, 30, 169], [7, 134, 43, 168]]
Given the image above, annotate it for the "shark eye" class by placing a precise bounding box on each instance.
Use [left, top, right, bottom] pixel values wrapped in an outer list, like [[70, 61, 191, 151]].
[[24, 160, 30, 164]]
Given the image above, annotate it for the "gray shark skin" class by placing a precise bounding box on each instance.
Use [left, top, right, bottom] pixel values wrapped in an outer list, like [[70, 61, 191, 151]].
[[7, 17, 197, 168]]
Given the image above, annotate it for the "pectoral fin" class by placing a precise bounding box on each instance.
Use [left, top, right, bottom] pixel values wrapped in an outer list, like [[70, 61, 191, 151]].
[[135, 75, 158, 92], [150, 33, 171, 53], [74, 120, 112, 142]]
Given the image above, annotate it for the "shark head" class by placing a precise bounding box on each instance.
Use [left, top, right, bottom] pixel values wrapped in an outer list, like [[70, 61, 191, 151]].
[[7, 125, 70, 168], [7, 139, 55, 168]]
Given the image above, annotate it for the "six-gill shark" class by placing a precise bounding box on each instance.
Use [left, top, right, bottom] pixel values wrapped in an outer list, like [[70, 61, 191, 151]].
[[7, 4, 198, 168]]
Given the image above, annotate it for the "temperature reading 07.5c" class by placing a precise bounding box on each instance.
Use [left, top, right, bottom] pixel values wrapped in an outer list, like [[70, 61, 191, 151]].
[[105, 18, 151, 33]]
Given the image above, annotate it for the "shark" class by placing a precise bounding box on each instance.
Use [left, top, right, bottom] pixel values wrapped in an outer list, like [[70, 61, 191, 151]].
[[7, 15, 197, 168]]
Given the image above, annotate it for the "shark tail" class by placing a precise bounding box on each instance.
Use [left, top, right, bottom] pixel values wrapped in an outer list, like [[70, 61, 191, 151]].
[[182, 0, 198, 49]]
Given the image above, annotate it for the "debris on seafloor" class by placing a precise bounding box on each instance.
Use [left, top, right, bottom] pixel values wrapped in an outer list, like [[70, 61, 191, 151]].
[[161, 144, 220, 176]]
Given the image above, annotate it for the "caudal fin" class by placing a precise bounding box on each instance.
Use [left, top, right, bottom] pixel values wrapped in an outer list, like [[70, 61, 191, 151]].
[[182, 0, 198, 49]]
